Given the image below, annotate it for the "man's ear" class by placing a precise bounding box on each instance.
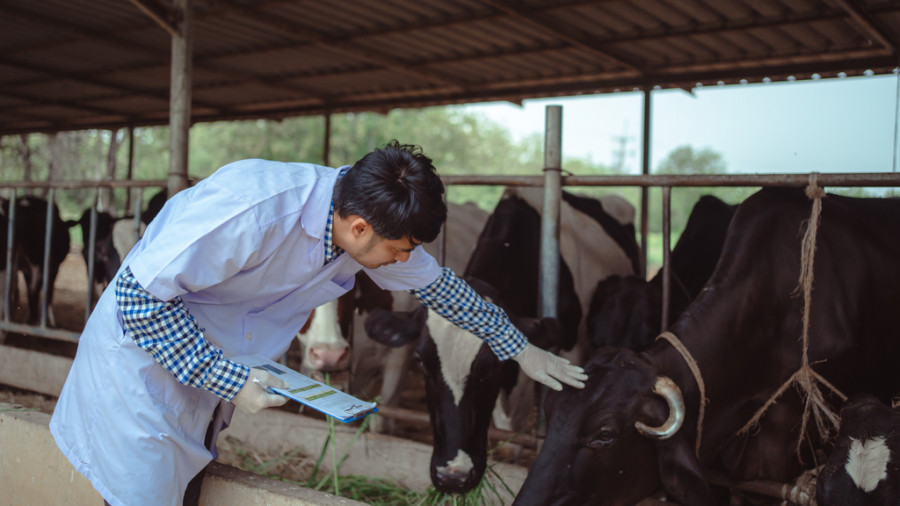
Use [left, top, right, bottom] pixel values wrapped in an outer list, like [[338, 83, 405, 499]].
[[349, 217, 370, 239]]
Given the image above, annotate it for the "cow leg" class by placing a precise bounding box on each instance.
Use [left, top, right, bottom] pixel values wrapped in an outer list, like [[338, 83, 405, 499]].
[[372, 343, 415, 434], [21, 261, 41, 325]]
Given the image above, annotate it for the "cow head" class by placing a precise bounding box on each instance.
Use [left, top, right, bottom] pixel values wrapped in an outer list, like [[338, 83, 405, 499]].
[[586, 274, 661, 351], [363, 278, 564, 493], [816, 393, 900, 506], [513, 347, 716, 506]]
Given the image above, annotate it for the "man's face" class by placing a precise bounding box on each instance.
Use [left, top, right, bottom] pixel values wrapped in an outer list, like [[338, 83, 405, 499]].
[[348, 231, 420, 269]]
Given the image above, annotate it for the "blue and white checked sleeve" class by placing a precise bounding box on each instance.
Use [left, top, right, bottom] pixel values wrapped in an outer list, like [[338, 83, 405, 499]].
[[411, 267, 527, 360], [115, 266, 249, 401]]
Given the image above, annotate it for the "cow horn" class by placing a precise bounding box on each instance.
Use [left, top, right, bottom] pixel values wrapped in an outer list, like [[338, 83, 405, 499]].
[[634, 376, 685, 440]]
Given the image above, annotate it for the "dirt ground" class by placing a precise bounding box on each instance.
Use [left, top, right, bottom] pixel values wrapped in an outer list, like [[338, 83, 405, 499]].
[[1, 248, 536, 483]]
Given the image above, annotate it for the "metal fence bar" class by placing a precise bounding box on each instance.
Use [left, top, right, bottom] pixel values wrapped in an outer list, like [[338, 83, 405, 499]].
[[40, 189, 55, 328], [4, 195, 15, 323], [442, 172, 900, 187]]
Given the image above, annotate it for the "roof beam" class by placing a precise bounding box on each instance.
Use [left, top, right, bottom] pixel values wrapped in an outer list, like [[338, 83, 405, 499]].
[[211, 0, 471, 92], [829, 0, 896, 52], [126, 0, 178, 37], [0, 3, 325, 107], [480, 0, 645, 74]]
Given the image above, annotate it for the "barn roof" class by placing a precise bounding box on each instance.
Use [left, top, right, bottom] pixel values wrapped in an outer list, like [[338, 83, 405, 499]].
[[1, 0, 898, 136]]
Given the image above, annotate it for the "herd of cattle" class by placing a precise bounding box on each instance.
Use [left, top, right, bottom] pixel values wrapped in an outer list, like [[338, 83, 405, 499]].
[[2, 185, 899, 505]]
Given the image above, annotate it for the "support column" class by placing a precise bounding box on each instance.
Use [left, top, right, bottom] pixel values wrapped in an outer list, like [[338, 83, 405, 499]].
[[540, 105, 562, 321], [640, 88, 652, 279], [168, 0, 192, 196]]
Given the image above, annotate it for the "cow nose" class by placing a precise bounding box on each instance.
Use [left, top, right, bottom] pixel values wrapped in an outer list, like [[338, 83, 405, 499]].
[[308, 345, 349, 369], [433, 467, 477, 493]]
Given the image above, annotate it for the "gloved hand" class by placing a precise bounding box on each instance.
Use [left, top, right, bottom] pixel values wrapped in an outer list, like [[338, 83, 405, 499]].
[[232, 368, 289, 414], [512, 343, 588, 391]]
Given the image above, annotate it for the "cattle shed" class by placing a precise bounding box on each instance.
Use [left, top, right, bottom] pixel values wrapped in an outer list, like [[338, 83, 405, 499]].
[[2, 1, 900, 505]]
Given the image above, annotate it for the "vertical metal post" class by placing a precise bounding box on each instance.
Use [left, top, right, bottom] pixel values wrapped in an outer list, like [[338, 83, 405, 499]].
[[40, 189, 55, 328], [85, 192, 99, 320], [661, 186, 672, 331], [168, 0, 192, 197], [540, 105, 562, 320], [640, 88, 652, 279], [4, 194, 16, 322], [125, 125, 135, 215], [134, 191, 144, 245], [536, 105, 562, 443], [438, 188, 447, 267], [323, 113, 332, 167]]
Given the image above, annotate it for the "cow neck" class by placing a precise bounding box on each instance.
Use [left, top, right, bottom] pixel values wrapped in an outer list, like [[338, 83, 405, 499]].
[[656, 331, 706, 458]]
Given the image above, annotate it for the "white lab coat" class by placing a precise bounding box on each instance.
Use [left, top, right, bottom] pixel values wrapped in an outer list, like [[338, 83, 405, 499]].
[[49, 159, 441, 506]]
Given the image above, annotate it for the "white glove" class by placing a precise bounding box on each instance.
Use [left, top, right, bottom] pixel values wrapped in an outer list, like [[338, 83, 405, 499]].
[[512, 343, 588, 391], [232, 368, 289, 414]]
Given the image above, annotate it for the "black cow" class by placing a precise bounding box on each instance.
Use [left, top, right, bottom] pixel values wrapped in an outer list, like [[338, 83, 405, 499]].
[[365, 187, 640, 493], [514, 187, 900, 505], [817, 393, 900, 505], [587, 195, 736, 350], [142, 189, 167, 225], [3, 196, 72, 326], [73, 209, 122, 301]]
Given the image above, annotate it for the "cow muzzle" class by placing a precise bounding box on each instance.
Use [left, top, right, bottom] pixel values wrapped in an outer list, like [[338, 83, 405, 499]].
[[634, 376, 685, 439]]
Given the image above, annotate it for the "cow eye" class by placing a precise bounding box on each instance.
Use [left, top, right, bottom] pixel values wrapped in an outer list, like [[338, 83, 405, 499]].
[[413, 352, 425, 371], [587, 427, 617, 449]]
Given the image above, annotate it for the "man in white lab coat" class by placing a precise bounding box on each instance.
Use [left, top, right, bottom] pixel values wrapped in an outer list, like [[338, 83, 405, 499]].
[[50, 140, 586, 506]]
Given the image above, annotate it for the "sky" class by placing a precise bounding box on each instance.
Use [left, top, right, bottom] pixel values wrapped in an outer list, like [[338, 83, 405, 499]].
[[464, 71, 900, 176]]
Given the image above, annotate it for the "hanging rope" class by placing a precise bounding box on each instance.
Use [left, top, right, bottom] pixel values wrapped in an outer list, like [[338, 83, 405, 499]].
[[657, 330, 707, 458], [737, 173, 847, 458]]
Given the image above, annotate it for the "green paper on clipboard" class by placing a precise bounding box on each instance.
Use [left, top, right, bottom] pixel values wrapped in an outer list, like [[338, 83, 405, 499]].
[[232, 354, 378, 423]]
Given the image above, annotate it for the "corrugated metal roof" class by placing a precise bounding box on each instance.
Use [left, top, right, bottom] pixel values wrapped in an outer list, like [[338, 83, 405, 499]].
[[0, 0, 897, 136]]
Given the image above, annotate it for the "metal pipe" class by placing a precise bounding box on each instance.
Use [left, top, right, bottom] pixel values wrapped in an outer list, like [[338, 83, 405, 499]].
[[0, 180, 166, 190], [4, 194, 16, 322], [661, 186, 672, 331], [374, 405, 540, 449], [640, 88, 652, 279], [440, 172, 900, 187], [40, 189, 55, 328], [0, 320, 80, 343], [540, 105, 562, 320], [85, 197, 98, 320], [0, 172, 896, 191], [323, 113, 332, 167]]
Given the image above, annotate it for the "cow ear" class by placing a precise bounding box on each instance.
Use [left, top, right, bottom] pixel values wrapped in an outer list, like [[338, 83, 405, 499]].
[[654, 436, 718, 506], [364, 308, 422, 348]]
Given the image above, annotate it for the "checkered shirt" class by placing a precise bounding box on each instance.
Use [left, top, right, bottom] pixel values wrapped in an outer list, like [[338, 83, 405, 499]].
[[323, 202, 343, 265], [115, 266, 249, 401], [412, 267, 528, 360]]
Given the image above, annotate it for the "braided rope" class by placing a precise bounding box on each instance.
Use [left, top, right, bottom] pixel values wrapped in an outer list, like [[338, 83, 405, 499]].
[[657, 330, 707, 458], [737, 174, 846, 458]]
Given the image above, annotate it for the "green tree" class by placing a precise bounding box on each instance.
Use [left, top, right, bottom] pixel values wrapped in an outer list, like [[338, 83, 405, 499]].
[[648, 145, 752, 235]]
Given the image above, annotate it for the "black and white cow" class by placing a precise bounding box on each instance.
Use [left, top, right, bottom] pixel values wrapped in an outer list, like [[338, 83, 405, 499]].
[[817, 393, 900, 506], [587, 195, 736, 350], [513, 187, 900, 505], [366, 187, 640, 492]]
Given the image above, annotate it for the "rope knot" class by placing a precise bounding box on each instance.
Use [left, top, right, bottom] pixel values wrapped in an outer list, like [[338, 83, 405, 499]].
[[805, 172, 826, 200]]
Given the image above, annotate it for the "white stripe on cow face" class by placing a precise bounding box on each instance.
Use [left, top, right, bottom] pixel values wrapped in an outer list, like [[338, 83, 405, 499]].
[[426, 309, 483, 407], [436, 449, 475, 477], [845, 435, 890, 492]]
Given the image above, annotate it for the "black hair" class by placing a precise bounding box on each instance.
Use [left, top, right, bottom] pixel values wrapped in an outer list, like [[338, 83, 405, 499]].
[[334, 140, 447, 243]]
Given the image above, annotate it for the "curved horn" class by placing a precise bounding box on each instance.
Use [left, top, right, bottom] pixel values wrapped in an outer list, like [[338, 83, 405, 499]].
[[634, 376, 685, 440]]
